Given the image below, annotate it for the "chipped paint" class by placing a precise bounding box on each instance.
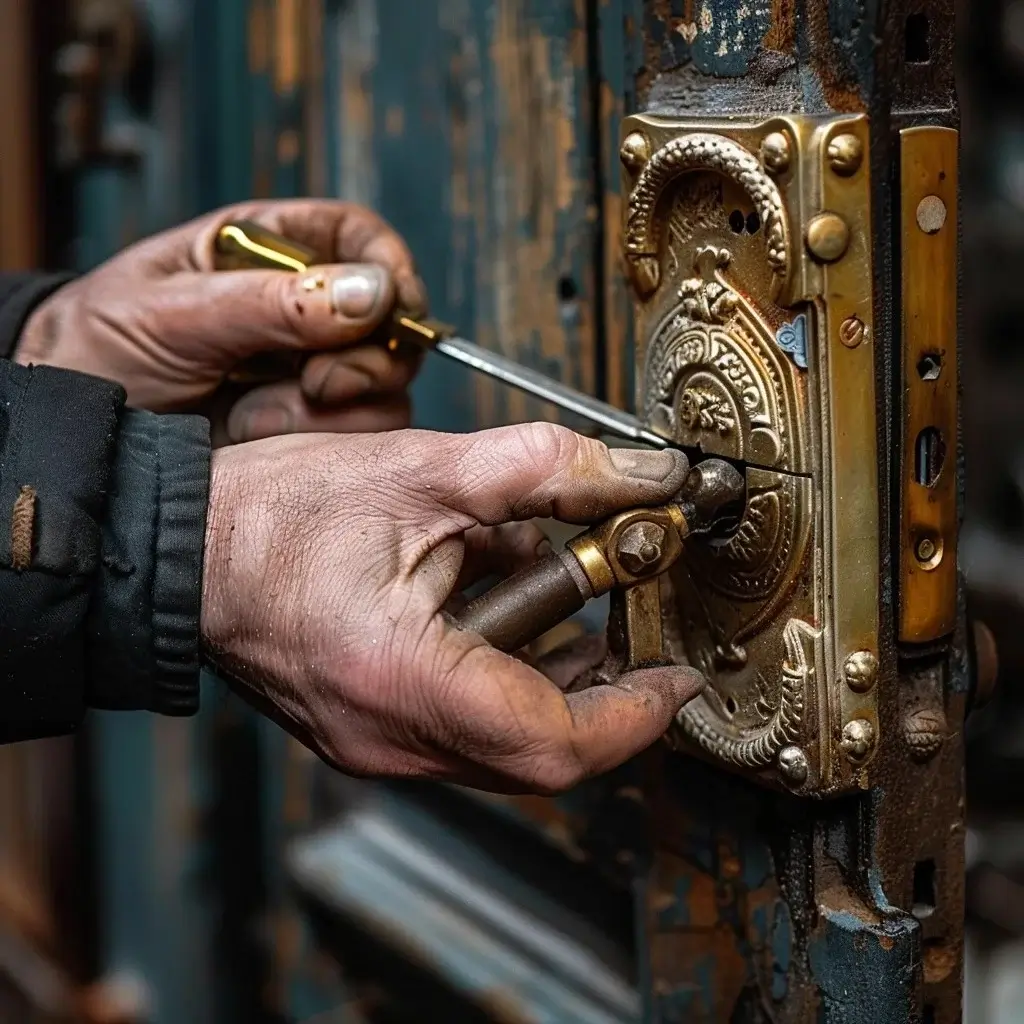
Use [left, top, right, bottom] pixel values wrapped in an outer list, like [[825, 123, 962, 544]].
[[273, 0, 301, 94]]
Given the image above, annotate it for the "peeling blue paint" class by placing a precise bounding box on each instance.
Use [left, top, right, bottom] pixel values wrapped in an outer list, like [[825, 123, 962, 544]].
[[776, 314, 809, 369], [691, 0, 773, 77], [771, 900, 792, 1001], [809, 908, 918, 1024]]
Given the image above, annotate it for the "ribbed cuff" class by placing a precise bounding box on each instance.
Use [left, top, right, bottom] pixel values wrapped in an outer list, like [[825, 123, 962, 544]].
[[152, 415, 211, 715], [0, 274, 75, 359], [87, 409, 210, 716]]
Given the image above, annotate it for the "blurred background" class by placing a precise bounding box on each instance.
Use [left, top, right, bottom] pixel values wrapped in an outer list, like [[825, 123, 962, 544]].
[[0, 0, 1021, 1021]]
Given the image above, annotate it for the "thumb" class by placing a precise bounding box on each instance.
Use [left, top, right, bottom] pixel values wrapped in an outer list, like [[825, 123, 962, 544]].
[[149, 263, 397, 368], [400, 423, 690, 526]]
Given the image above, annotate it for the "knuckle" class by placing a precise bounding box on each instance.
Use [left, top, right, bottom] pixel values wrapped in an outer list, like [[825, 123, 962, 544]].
[[529, 755, 586, 796], [517, 422, 579, 472]]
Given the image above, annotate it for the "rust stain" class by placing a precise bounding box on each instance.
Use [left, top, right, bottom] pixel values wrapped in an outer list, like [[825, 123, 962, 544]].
[[274, 0, 301, 94], [762, 0, 797, 52], [923, 941, 957, 984], [248, 0, 270, 76], [602, 79, 631, 412]]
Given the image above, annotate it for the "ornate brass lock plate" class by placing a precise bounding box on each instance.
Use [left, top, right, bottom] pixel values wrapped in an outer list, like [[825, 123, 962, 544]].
[[620, 115, 880, 796]]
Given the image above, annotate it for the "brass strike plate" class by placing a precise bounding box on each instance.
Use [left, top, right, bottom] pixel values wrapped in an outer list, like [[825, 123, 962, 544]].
[[898, 127, 959, 644], [619, 114, 882, 796]]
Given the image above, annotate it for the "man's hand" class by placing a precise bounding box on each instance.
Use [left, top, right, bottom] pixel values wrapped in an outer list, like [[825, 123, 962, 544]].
[[202, 424, 705, 793], [15, 200, 426, 441]]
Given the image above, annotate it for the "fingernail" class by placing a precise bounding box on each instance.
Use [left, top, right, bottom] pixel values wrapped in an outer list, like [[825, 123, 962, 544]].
[[237, 403, 293, 441], [330, 265, 385, 318], [609, 447, 684, 483], [536, 538, 554, 557]]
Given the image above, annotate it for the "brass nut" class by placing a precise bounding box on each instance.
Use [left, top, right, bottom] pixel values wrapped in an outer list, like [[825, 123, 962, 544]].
[[839, 315, 866, 349], [806, 212, 851, 263], [841, 719, 876, 764], [620, 132, 651, 173], [777, 746, 809, 787], [827, 133, 864, 176], [616, 522, 667, 575], [760, 131, 791, 174], [844, 650, 879, 694]]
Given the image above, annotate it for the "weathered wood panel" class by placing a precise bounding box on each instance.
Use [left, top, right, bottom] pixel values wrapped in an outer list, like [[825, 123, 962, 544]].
[[319, 0, 602, 433]]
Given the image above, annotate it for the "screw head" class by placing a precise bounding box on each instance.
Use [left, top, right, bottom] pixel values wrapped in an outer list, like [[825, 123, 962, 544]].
[[916, 537, 937, 563], [844, 650, 879, 694], [620, 132, 651, 173], [778, 746, 809, 787], [839, 315, 866, 348], [841, 719, 876, 764], [827, 133, 864, 176], [616, 521, 667, 575], [806, 212, 851, 263], [761, 131, 791, 174], [916, 195, 947, 234]]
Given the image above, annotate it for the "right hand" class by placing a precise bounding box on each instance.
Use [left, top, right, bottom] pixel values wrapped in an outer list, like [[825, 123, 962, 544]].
[[202, 423, 705, 794]]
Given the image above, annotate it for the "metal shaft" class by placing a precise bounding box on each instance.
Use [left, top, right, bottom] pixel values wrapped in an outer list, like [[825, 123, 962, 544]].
[[433, 336, 670, 449]]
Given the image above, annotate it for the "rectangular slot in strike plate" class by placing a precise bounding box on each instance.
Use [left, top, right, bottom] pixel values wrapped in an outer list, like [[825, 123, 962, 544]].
[[898, 127, 959, 644]]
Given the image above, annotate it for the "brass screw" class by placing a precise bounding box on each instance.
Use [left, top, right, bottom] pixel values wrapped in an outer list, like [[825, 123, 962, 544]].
[[761, 131, 791, 174], [777, 746, 809, 787], [616, 522, 667, 575], [841, 718, 876, 764], [827, 133, 864, 176], [620, 132, 651, 173], [839, 315, 866, 348], [806, 212, 851, 263], [844, 650, 879, 694], [916, 537, 937, 562]]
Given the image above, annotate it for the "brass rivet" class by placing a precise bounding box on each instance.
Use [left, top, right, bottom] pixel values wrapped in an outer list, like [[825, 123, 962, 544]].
[[839, 315, 866, 348], [806, 212, 851, 263], [916, 195, 947, 234], [841, 719, 876, 764], [761, 131, 791, 174], [844, 651, 879, 694], [620, 132, 651, 173], [778, 746, 809, 787], [827, 133, 864, 176]]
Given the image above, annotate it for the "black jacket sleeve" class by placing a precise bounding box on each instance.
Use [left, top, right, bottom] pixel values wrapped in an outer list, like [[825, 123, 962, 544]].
[[0, 274, 210, 742]]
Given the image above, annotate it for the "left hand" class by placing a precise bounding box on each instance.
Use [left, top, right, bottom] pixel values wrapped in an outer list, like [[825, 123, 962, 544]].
[[15, 199, 427, 442]]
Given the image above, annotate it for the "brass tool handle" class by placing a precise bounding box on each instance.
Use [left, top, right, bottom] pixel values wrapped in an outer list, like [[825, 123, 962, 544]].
[[455, 553, 589, 653], [213, 221, 450, 385]]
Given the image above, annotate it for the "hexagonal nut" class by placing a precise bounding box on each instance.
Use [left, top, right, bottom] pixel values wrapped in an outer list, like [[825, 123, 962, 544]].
[[616, 521, 667, 576], [841, 718, 876, 764]]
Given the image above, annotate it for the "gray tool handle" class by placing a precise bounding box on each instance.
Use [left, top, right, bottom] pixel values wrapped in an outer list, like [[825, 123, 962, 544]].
[[454, 553, 587, 653]]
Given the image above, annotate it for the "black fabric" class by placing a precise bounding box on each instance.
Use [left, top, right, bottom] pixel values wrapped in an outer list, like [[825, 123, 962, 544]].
[[0, 274, 74, 359], [0, 361, 123, 741], [88, 410, 209, 714], [0, 273, 211, 741]]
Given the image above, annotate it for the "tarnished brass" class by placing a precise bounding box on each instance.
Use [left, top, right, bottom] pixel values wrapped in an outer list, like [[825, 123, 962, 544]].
[[620, 113, 881, 795], [898, 127, 959, 643]]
